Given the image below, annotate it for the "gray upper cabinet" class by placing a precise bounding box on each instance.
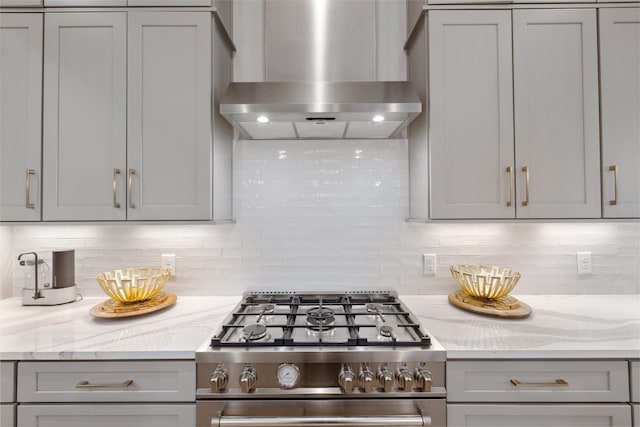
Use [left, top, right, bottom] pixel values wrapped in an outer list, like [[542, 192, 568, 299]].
[[513, 9, 601, 218], [0, 13, 42, 222], [42, 11, 212, 222], [43, 12, 128, 221], [127, 11, 212, 221], [599, 7, 640, 218], [428, 10, 514, 219]]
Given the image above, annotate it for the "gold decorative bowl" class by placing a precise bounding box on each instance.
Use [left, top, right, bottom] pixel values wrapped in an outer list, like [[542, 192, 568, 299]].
[[96, 267, 171, 303], [450, 264, 521, 299]]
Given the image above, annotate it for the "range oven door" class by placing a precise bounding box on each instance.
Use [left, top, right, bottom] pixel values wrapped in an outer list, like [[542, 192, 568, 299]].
[[197, 399, 445, 427]]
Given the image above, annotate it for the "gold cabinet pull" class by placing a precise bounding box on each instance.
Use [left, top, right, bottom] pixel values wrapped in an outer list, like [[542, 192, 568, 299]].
[[609, 165, 618, 206], [521, 166, 530, 207], [128, 168, 136, 209], [113, 168, 121, 209], [510, 378, 569, 388], [25, 169, 36, 209], [506, 166, 514, 207], [76, 379, 134, 389]]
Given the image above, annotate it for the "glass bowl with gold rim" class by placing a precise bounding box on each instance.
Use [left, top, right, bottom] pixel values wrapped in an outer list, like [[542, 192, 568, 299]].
[[96, 267, 171, 303], [450, 264, 521, 299]]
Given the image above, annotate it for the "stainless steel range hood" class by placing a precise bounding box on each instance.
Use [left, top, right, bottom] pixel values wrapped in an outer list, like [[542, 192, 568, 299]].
[[220, 81, 422, 140]]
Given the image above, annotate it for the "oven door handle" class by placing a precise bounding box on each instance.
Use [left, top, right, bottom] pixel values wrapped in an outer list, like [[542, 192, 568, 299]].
[[216, 414, 430, 426]]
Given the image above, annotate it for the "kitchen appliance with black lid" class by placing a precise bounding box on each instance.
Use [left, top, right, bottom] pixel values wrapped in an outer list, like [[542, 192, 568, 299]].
[[196, 291, 446, 426]]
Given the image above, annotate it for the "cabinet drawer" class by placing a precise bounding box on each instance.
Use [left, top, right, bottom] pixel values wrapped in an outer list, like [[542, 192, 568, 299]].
[[1, 403, 16, 427], [18, 361, 195, 402], [1, 362, 15, 402], [18, 403, 195, 427], [448, 403, 632, 427], [632, 361, 639, 403], [447, 360, 629, 402]]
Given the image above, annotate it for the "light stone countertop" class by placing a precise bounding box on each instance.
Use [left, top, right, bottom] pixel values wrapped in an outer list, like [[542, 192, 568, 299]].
[[0, 294, 638, 361]]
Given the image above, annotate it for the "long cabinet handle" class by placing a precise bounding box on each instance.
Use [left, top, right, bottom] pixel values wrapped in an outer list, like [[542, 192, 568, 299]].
[[218, 415, 428, 426], [521, 166, 530, 207], [609, 165, 618, 206], [506, 166, 514, 207], [75, 379, 134, 389], [25, 169, 36, 209], [510, 378, 568, 388], [128, 169, 136, 209], [113, 168, 121, 209]]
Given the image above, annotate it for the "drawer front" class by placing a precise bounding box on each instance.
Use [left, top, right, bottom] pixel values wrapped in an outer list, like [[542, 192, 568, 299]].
[[633, 403, 639, 427], [632, 361, 639, 403], [447, 360, 629, 402], [448, 404, 632, 427], [1, 403, 16, 427], [1, 362, 15, 403], [18, 361, 195, 402], [17, 403, 195, 427]]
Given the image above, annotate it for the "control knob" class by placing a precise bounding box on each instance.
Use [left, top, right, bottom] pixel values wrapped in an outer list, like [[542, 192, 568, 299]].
[[377, 364, 394, 392], [210, 364, 228, 393], [239, 364, 257, 393], [396, 364, 414, 391], [338, 364, 356, 393], [415, 364, 433, 392], [358, 363, 375, 393]]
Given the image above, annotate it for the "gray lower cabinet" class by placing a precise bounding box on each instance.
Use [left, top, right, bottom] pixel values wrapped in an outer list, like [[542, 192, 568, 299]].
[[1, 361, 16, 427], [42, 11, 212, 221], [447, 360, 632, 427], [16, 360, 196, 427]]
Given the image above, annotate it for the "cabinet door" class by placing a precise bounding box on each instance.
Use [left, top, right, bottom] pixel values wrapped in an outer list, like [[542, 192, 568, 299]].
[[600, 8, 640, 218], [0, 13, 42, 222], [448, 404, 632, 427], [42, 12, 127, 221], [17, 404, 195, 427], [127, 12, 212, 221], [428, 10, 514, 219], [513, 9, 600, 218]]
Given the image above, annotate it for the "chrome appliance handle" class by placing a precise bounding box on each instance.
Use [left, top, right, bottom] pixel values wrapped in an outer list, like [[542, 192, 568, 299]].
[[128, 168, 136, 209], [521, 166, 530, 207], [506, 166, 513, 207], [510, 378, 568, 388], [76, 379, 134, 389], [113, 168, 121, 209], [217, 414, 429, 426], [25, 168, 36, 209], [609, 165, 618, 206]]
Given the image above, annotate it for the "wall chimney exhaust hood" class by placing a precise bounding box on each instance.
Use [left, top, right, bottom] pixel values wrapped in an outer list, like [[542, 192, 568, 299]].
[[220, 81, 422, 140]]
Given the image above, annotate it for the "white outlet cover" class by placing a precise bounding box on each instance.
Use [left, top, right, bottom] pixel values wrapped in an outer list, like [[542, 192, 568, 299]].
[[577, 251, 592, 275], [423, 254, 436, 276]]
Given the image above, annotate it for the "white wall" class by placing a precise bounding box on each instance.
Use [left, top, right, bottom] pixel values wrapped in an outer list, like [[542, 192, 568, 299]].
[[6, 139, 639, 298], [0, 226, 13, 299]]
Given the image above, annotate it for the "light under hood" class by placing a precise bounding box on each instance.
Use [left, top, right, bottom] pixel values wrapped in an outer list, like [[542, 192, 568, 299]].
[[220, 81, 422, 140]]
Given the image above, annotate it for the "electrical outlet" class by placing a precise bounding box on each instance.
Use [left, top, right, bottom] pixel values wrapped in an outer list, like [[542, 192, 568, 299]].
[[577, 251, 592, 275], [423, 254, 436, 275], [161, 254, 176, 277]]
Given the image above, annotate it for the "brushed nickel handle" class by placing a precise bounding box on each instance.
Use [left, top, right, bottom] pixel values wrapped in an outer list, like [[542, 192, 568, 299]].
[[506, 166, 514, 207], [218, 415, 428, 426], [521, 166, 530, 207], [609, 165, 618, 206], [76, 379, 134, 389], [25, 169, 36, 209], [510, 378, 568, 388], [113, 168, 121, 209], [128, 168, 136, 209]]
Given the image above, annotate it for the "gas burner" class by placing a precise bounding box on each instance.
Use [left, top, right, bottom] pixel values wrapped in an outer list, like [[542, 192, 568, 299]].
[[379, 325, 398, 341], [242, 324, 269, 342], [306, 307, 336, 333], [255, 303, 275, 323], [366, 303, 386, 322]]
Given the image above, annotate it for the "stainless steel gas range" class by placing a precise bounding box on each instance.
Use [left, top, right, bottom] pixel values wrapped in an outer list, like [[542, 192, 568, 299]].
[[196, 291, 446, 426]]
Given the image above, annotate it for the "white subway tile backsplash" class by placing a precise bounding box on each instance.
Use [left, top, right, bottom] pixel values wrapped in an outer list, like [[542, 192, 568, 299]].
[[3, 139, 639, 297]]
